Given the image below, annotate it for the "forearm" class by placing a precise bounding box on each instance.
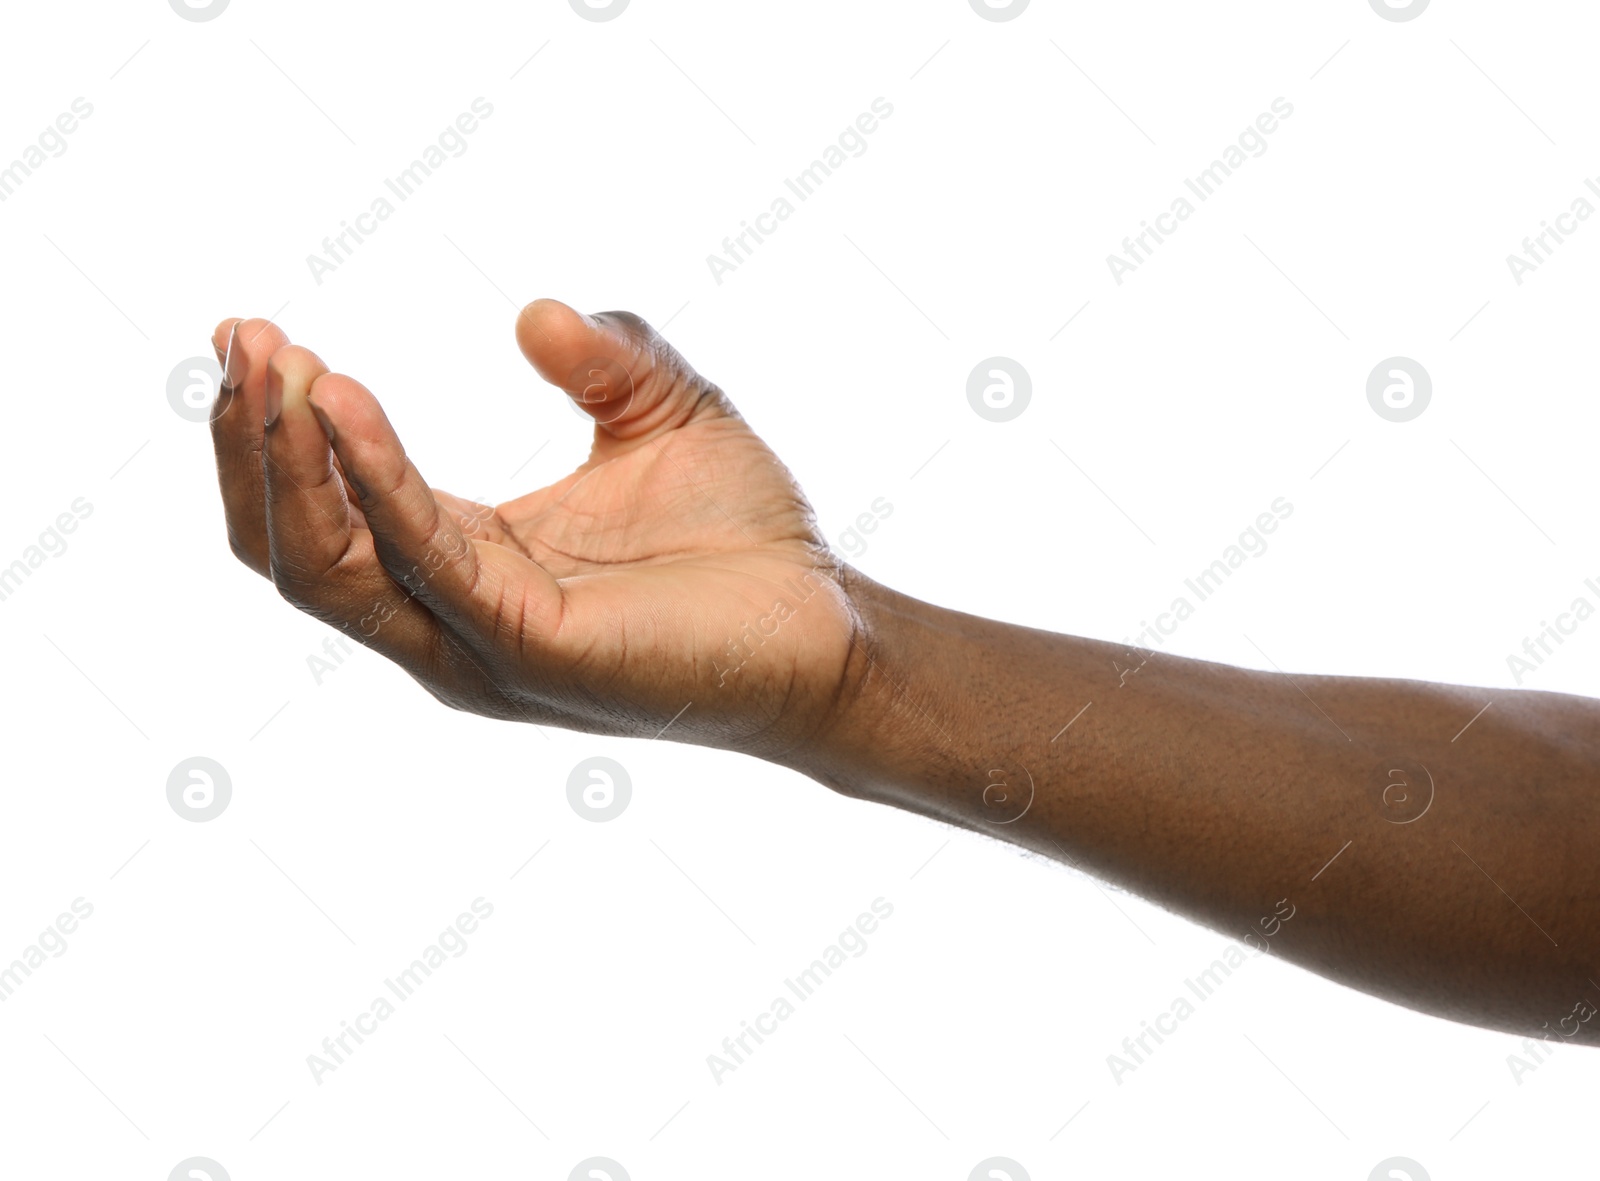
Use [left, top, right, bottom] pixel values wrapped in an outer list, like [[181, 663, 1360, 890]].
[[787, 571, 1600, 1044]]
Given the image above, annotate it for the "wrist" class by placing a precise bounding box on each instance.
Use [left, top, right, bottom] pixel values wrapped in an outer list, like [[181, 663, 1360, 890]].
[[776, 569, 1120, 851], [777, 569, 992, 818]]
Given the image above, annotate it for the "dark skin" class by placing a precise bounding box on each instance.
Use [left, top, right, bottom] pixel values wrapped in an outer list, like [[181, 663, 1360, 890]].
[[208, 299, 1600, 1048]]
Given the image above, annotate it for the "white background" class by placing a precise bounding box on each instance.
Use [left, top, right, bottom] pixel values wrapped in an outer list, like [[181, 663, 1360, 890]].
[[1, 0, 1596, 1178]]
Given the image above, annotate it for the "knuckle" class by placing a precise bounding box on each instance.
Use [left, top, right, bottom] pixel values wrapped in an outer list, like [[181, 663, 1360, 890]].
[[268, 550, 335, 614], [683, 375, 735, 421], [595, 308, 653, 339], [388, 513, 475, 603], [226, 526, 267, 576], [269, 560, 311, 608]]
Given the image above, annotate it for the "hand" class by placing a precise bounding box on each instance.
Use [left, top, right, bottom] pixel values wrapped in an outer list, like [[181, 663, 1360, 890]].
[[208, 299, 861, 759]]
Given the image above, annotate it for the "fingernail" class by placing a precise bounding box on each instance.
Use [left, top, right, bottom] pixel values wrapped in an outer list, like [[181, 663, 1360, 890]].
[[264, 360, 282, 429], [222, 322, 247, 391], [306, 395, 336, 444]]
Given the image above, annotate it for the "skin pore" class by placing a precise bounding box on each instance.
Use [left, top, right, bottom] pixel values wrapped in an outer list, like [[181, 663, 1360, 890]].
[[206, 298, 1600, 1048]]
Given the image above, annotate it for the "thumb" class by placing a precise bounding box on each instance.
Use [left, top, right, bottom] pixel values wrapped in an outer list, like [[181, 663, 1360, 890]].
[[514, 298, 738, 443]]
